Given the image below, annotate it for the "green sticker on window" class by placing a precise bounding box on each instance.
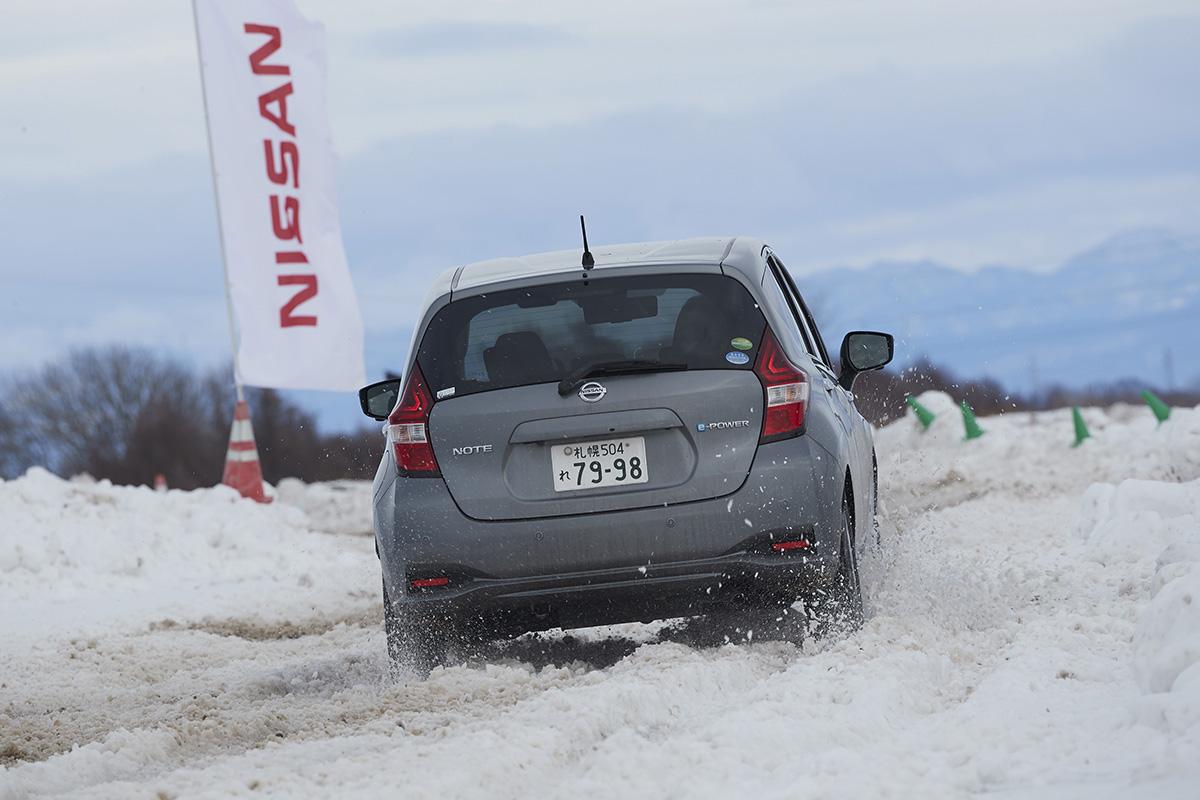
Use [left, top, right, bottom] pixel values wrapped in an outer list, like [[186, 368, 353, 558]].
[[731, 337, 753, 351]]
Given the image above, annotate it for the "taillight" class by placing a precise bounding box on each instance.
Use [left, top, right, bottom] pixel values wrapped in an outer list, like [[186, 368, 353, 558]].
[[754, 328, 809, 443], [388, 365, 441, 477]]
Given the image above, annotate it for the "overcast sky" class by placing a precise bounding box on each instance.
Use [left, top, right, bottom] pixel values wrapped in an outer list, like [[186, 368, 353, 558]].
[[3, 1, 1199, 425]]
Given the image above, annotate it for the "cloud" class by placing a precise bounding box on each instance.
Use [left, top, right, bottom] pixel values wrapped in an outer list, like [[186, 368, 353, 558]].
[[6, 1, 1198, 178], [357, 21, 574, 56]]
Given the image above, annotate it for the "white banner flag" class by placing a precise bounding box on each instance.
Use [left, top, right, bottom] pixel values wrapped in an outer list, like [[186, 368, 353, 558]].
[[194, 0, 364, 391]]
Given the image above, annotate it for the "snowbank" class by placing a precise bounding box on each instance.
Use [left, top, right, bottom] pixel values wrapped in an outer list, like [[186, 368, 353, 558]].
[[275, 478, 374, 536], [877, 392, 1200, 513], [882, 394, 1200, 752], [0, 468, 374, 641]]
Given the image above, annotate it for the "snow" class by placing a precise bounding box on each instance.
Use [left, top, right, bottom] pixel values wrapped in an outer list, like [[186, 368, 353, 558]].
[[0, 469, 375, 643], [3, 395, 1200, 798], [274, 478, 374, 537]]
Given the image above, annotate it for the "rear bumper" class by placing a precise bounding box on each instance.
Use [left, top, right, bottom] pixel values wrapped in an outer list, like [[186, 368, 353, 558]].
[[396, 550, 831, 637], [374, 436, 843, 635]]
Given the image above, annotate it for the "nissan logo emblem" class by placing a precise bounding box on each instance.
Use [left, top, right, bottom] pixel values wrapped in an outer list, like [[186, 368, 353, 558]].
[[578, 381, 607, 403]]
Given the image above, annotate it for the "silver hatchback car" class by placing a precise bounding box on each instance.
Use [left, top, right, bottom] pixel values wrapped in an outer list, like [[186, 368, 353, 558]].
[[360, 236, 893, 671]]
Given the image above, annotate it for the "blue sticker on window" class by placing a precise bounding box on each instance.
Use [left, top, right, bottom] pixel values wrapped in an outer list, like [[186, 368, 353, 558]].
[[725, 351, 750, 365]]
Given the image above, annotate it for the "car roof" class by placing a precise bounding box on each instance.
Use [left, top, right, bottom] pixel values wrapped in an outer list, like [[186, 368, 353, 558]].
[[444, 236, 766, 295]]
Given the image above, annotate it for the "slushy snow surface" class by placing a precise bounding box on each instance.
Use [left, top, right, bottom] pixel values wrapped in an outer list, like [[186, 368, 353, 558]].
[[3, 393, 1200, 799]]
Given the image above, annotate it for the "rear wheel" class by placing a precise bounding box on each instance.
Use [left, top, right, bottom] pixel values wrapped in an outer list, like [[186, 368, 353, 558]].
[[697, 603, 806, 646], [713, 481, 864, 645], [383, 580, 450, 677], [872, 450, 881, 547], [804, 482, 864, 637]]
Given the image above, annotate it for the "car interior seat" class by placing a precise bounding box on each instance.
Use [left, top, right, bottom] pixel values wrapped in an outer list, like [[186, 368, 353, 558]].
[[483, 331, 560, 386], [664, 295, 731, 363]]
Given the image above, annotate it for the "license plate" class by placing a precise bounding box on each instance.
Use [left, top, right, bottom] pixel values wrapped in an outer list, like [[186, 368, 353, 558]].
[[551, 437, 648, 492]]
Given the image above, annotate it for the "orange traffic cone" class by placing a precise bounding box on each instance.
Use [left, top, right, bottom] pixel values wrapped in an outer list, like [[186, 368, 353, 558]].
[[221, 399, 271, 503]]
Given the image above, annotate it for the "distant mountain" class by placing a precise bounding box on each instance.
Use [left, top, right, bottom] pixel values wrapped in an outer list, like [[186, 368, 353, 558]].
[[801, 229, 1200, 394]]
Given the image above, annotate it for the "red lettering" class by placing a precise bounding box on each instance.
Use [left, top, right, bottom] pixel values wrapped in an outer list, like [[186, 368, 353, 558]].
[[263, 140, 299, 188], [278, 275, 318, 327], [244, 24, 290, 75], [258, 83, 295, 136], [248, 25, 313, 332], [270, 196, 302, 242]]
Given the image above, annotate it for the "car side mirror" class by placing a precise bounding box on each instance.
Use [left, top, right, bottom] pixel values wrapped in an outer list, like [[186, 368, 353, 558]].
[[838, 331, 894, 390], [359, 378, 402, 420]]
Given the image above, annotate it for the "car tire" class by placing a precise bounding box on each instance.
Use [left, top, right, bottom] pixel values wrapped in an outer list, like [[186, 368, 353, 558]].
[[700, 603, 807, 646], [382, 580, 450, 677], [872, 450, 882, 548], [804, 482, 864, 637]]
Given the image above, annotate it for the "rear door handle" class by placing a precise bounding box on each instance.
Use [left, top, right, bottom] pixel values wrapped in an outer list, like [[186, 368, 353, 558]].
[[510, 408, 683, 444]]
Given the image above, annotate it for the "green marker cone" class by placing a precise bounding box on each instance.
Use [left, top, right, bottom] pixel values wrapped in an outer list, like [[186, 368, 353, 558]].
[[905, 395, 937, 431], [1141, 390, 1171, 424], [960, 400, 985, 440], [1071, 406, 1091, 447]]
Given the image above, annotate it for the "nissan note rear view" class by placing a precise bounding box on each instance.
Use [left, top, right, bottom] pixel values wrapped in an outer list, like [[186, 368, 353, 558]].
[[359, 236, 894, 672]]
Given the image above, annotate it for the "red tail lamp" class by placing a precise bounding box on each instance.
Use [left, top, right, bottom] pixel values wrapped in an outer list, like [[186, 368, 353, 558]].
[[754, 328, 809, 443]]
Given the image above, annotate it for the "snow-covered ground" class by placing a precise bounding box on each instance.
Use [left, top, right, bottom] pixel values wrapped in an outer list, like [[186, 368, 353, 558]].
[[2, 393, 1199, 799]]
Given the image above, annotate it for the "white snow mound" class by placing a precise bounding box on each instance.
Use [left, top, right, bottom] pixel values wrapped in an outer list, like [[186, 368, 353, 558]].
[[275, 477, 374, 536], [0, 468, 374, 639]]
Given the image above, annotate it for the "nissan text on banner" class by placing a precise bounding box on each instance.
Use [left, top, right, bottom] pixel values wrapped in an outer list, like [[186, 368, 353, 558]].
[[194, 0, 365, 391]]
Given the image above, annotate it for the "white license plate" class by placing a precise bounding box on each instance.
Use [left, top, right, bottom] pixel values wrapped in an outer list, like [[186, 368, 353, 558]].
[[551, 437, 648, 492]]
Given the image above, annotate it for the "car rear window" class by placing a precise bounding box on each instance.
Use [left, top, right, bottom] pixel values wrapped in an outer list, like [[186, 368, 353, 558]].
[[417, 274, 766, 398]]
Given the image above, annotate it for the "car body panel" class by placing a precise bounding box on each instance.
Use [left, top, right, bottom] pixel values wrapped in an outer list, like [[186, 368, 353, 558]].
[[431, 369, 763, 520], [450, 238, 737, 294]]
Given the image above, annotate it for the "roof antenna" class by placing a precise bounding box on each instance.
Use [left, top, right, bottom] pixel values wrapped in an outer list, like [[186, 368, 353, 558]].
[[579, 215, 594, 270]]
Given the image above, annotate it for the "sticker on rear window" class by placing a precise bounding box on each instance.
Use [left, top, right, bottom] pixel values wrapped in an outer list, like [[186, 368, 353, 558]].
[[725, 351, 750, 365], [731, 337, 753, 351]]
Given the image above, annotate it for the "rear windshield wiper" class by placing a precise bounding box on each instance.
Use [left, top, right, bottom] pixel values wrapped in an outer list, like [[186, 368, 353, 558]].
[[558, 359, 687, 396]]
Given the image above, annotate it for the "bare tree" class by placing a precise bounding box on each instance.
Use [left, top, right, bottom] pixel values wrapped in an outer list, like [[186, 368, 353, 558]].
[[0, 346, 383, 486], [0, 391, 41, 479], [2, 347, 221, 485]]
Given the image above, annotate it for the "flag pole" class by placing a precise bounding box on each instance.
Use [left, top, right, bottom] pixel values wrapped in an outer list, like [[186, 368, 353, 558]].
[[190, 0, 244, 403]]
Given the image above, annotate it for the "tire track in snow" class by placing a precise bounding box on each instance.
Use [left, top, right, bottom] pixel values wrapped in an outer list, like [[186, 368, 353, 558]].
[[2, 608, 678, 793]]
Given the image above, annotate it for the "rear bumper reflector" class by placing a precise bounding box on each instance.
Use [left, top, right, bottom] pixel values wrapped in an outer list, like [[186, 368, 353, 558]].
[[771, 540, 811, 552], [410, 577, 450, 589]]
